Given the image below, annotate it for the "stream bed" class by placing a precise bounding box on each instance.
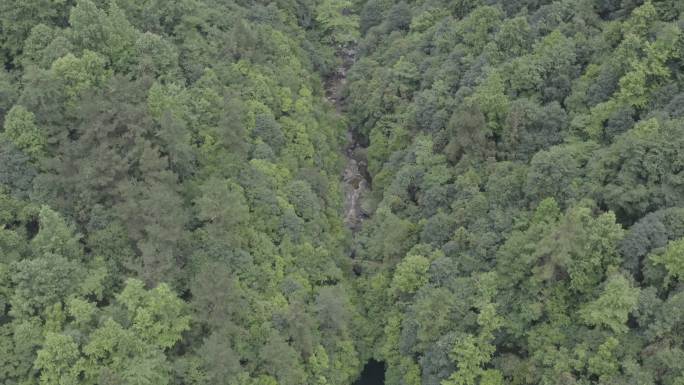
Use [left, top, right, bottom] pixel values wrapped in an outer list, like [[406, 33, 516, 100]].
[[325, 48, 370, 233]]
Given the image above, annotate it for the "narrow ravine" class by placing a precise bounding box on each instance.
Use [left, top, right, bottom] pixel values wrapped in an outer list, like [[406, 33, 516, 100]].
[[326, 45, 386, 385], [326, 47, 371, 233]]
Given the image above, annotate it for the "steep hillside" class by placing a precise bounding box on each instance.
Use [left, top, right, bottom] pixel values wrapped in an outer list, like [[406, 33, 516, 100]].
[[2, 1, 684, 385]]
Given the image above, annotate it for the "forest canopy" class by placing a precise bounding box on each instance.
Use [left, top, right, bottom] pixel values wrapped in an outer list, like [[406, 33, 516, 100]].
[[1, 0, 684, 385]]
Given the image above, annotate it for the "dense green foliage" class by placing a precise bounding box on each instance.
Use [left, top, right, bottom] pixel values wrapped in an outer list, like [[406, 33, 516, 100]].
[[2, 0, 684, 384], [0, 1, 362, 384], [346, 1, 684, 384]]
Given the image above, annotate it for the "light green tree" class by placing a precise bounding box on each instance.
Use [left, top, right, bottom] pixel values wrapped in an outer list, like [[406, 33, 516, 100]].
[[579, 274, 640, 333], [650, 238, 684, 285], [315, 0, 359, 46], [35, 332, 82, 385], [31, 205, 82, 259], [2, 105, 46, 158], [391, 254, 430, 296]]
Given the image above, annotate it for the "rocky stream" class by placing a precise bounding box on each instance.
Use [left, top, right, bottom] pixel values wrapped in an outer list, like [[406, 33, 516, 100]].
[[325, 48, 370, 233]]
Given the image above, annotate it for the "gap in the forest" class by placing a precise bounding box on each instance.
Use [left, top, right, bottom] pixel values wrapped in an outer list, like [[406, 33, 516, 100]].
[[352, 359, 386, 385]]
